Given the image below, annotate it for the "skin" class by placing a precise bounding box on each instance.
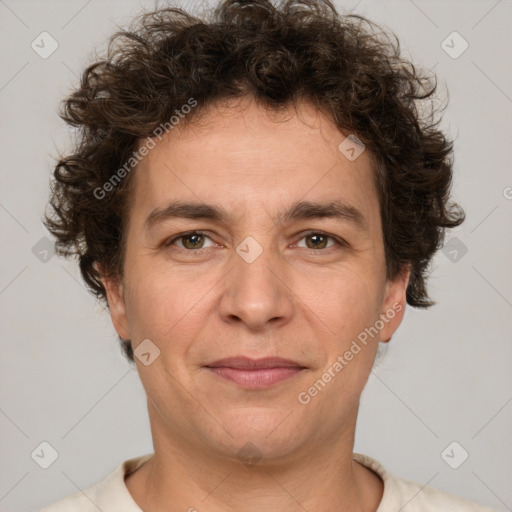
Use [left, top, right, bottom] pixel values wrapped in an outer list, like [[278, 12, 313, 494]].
[[102, 96, 410, 512]]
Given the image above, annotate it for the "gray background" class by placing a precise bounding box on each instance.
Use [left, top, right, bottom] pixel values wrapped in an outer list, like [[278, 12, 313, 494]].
[[0, 0, 511, 511]]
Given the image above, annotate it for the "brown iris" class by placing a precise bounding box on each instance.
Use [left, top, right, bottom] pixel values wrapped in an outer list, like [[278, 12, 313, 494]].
[[181, 233, 205, 249], [305, 233, 329, 249]]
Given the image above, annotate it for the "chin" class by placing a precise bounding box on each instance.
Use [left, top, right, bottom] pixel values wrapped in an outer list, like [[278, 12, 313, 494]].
[[204, 413, 307, 464]]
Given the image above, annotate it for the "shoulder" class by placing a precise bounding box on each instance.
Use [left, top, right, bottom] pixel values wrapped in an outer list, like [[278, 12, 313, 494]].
[[353, 453, 497, 512], [38, 453, 154, 512], [389, 473, 496, 511], [39, 489, 97, 512]]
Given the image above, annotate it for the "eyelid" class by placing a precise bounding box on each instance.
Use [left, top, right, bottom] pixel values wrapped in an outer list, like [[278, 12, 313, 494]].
[[292, 230, 349, 250], [164, 230, 217, 249], [164, 229, 348, 253]]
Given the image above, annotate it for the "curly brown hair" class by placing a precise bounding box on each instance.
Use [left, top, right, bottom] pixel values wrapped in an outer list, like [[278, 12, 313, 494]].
[[44, 0, 464, 362]]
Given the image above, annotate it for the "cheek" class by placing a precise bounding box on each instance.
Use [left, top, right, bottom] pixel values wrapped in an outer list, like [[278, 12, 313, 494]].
[[301, 264, 383, 336], [298, 265, 384, 393], [308, 275, 382, 391], [123, 261, 216, 344]]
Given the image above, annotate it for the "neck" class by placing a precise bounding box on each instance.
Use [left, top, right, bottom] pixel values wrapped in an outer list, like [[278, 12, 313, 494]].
[[125, 406, 383, 512]]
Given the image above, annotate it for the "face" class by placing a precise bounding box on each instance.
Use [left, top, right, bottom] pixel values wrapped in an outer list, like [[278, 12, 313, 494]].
[[103, 98, 408, 464]]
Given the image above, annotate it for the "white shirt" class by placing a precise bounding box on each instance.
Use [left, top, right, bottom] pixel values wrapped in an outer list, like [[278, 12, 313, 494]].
[[39, 452, 496, 511]]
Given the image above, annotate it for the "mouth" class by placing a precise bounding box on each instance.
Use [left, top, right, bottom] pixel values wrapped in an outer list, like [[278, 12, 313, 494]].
[[204, 357, 307, 389]]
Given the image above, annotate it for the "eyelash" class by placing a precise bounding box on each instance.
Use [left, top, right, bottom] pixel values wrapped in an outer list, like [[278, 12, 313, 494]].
[[164, 230, 348, 256]]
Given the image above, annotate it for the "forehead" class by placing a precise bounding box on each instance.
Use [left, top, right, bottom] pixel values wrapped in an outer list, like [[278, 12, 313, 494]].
[[128, 98, 380, 231]]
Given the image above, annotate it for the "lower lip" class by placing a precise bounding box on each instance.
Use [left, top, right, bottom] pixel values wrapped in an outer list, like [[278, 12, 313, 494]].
[[206, 367, 304, 389]]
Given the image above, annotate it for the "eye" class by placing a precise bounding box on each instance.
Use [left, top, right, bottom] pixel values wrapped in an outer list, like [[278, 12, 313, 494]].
[[164, 230, 347, 255], [295, 231, 344, 251], [165, 231, 216, 251]]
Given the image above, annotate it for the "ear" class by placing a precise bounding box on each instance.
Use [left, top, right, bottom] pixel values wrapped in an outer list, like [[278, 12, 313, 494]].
[[99, 266, 130, 341], [378, 266, 410, 343]]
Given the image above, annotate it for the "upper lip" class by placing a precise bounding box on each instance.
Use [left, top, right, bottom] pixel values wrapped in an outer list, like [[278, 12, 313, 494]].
[[206, 357, 305, 370]]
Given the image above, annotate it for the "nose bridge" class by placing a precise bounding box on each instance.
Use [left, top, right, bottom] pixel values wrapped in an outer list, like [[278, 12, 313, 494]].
[[219, 234, 293, 329]]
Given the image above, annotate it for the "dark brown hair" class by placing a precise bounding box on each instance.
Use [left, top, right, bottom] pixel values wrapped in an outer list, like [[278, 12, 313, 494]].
[[44, 0, 464, 362]]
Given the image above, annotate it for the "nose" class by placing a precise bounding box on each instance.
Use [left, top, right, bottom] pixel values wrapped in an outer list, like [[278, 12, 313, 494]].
[[218, 242, 295, 331]]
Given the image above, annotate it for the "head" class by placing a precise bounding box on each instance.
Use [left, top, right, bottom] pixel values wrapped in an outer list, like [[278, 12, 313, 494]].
[[45, 0, 463, 462]]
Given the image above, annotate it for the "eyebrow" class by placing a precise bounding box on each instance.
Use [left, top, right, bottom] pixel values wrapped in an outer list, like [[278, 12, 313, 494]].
[[144, 199, 367, 231]]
